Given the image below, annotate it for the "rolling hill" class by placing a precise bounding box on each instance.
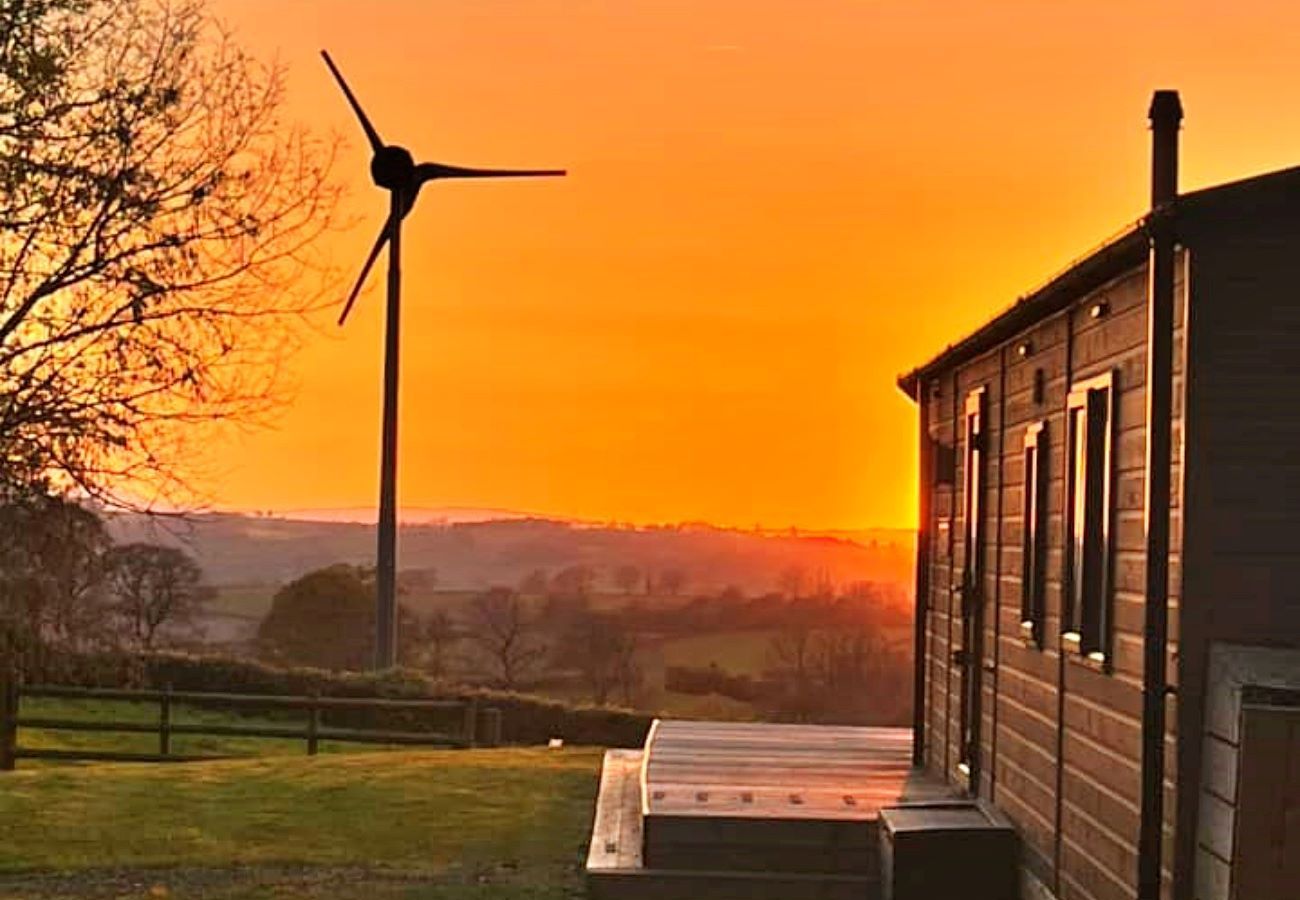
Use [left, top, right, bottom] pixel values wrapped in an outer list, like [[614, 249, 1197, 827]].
[[104, 511, 914, 596]]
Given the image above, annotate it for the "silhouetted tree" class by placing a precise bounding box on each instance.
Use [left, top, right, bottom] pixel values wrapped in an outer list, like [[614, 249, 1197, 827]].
[[257, 565, 372, 670], [416, 609, 459, 679], [558, 611, 620, 705], [777, 565, 807, 599], [556, 610, 645, 706], [105, 543, 211, 650], [550, 565, 595, 598], [465, 587, 545, 689], [766, 624, 819, 720], [612, 629, 645, 707], [811, 567, 836, 599], [0, 493, 115, 673], [0, 0, 341, 505]]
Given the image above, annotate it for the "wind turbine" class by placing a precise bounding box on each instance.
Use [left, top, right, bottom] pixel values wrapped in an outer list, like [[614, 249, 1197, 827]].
[[321, 51, 565, 670]]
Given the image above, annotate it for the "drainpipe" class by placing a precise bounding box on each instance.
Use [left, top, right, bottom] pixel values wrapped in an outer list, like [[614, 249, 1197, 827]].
[[912, 383, 933, 766], [1138, 88, 1181, 900]]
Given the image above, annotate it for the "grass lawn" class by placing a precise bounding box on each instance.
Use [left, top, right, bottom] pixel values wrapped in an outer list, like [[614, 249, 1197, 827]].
[[0, 747, 603, 899]]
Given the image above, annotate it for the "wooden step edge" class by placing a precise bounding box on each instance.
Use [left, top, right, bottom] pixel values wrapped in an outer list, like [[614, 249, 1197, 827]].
[[587, 748, 646, 872], [587, 865, 876, 884], [586, 864, 877, 900], [638, 718, 661, 817]]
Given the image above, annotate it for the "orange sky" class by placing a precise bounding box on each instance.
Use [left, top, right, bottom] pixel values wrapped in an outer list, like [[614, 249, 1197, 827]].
[[204, 0, 1300, 530]]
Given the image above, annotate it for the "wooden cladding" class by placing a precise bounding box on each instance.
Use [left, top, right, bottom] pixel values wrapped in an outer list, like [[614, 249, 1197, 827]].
[[1064, 371, 1116, 664], [1020, 421, 1049, 647]]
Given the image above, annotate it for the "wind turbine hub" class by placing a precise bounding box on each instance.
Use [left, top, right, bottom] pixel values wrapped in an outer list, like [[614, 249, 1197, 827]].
[[370, 145, 415, 191]]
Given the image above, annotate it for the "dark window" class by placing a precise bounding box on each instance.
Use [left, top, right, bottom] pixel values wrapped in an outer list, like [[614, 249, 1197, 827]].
[[1020, 421, 1048, 646], [1063, 373, 1115, 663]]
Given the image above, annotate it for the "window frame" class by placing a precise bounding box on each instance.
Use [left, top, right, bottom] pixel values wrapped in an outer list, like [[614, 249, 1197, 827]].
[[1019, 421, 1049, 647], [1062, 371, 1116, 666]]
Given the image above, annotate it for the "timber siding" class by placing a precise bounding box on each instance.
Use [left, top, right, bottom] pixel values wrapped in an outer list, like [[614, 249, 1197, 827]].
[[1178, 215, 1300, 899], [918, 257, 1187, 900]]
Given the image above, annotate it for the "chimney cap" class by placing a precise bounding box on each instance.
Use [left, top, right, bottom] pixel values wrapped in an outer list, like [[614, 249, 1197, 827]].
[[1149, 90, 1183, 126]]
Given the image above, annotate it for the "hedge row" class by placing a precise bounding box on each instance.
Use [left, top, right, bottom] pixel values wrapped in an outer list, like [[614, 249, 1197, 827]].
[[28, 651, 654, 749]]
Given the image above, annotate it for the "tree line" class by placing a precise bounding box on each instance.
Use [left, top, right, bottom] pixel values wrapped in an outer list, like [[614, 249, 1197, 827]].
[[0, 496, 212, 674]]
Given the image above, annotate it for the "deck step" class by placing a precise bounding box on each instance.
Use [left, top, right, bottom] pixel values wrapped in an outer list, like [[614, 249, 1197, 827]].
[[585, 723, 955, 899], [643, 813, 878, 873], [586, 749, 874, 899]]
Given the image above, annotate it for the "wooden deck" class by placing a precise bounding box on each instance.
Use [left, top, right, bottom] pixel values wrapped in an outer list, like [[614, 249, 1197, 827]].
[[643, 719, 946, 820], [586, 720, 953, 899]]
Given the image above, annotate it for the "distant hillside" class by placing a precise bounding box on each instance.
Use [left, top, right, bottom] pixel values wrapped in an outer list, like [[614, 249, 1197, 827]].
[[104, 512, 915, 596]]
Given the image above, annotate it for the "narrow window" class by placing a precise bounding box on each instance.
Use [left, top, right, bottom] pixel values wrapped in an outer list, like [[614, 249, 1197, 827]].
[[1063, 372, 1115, 663], [1020, 422, 1048, 645]]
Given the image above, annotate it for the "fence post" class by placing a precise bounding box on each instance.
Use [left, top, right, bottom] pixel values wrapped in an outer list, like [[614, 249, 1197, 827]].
[[159, 683, 173, 758], [482, 707, 502, 748], [0, 678, 16, 771], [462, 699, 478, 748], [306, 693, 320, 756]]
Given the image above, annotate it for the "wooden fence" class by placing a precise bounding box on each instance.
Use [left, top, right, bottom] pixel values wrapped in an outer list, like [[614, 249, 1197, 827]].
[[0, 682, 502, 769]]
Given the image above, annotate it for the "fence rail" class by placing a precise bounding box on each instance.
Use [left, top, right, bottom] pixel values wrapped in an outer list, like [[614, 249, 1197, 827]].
[[0, 682, 502, 769]]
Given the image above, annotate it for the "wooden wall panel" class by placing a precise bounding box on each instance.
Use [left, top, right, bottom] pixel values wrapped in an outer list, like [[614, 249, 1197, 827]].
[[1178, 223, 1300, 899]]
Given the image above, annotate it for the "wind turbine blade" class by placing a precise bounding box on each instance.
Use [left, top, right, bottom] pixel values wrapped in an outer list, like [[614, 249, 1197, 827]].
[[338, 218, 392, 326], [320, 50, 385, 152], [415, 162, 567, 182]]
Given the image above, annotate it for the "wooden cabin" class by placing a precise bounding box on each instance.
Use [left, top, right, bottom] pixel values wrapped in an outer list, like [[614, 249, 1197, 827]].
[[897, 91, 1300, 900]]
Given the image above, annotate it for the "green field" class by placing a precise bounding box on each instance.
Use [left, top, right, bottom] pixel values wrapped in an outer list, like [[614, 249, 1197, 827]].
[[0, 747, 601, 899], [210, 585, 276, 619], [657, 629, 778, 673]]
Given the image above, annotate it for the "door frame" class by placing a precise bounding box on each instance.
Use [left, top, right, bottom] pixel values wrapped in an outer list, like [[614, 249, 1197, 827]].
[[955, 386, 988, 793]]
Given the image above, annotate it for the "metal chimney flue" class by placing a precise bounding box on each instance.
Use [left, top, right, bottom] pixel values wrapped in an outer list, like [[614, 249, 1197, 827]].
[[1149, 90, 1183, 208]]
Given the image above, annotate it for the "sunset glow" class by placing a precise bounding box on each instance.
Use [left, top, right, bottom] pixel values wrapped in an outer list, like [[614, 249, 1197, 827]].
[[206, 0, 1300, 530]]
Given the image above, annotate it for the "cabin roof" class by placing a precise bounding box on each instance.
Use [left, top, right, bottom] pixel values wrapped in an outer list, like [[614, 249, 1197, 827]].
[[896, 163, 1300, 399]]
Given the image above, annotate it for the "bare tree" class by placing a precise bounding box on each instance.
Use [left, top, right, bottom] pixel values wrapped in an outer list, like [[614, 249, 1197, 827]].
[[810, 567, 836, 599], [558, 611, 619, 705], [767, 624, 817, 687], [417, 609, 459, 679], [612, 629, 644, 707], [550, 565, 595, 598], [557, 610, 645, 707], [0, 0, 341, 505], [777, 565, 807, 599], [465, 587, 545, 689], [766, 623, 818, 720], [105, 542, 211, 649]]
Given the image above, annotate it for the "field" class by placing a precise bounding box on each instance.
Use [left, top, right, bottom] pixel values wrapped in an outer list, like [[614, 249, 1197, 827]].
[[657, 629, 778, 672], [0, 746, 602, 899]]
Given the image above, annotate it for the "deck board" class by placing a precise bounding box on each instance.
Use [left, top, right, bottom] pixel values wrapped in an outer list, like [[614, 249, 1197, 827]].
[[644, 720, 949, 821]]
